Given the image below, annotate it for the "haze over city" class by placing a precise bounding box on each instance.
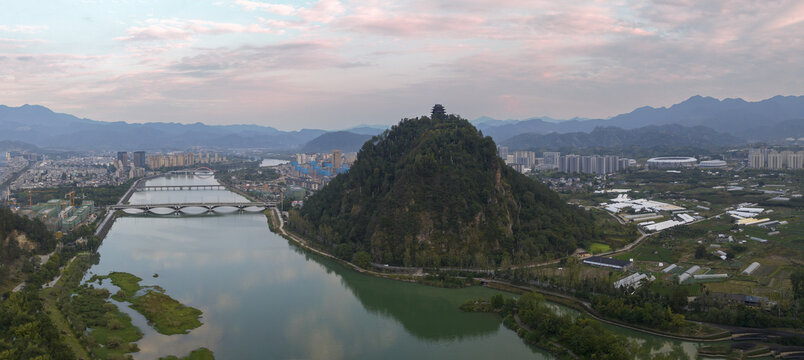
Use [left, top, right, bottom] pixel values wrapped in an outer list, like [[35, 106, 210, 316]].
[[2, 0, 803, 129]]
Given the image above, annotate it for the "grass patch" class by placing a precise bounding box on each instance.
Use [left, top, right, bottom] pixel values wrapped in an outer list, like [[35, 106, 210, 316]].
[[92, 271, 204, 335], [160, 347, 216, 360], [90, 308, 144, 359], [589, 242, 612, 254], [131, 290, 203, 335], [591, 209, 640, 248], [703, 280, 756, 294], [68, 286, 143, 360], [108, 272, 143, 299], [614, 243, 677, 263]]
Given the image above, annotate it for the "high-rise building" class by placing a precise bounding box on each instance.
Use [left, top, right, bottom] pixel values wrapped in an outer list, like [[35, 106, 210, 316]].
[[749, 149, 764, 169], [117, 152, 129, 167], [543, 152, 560, 169], [497, 146, 509, 161], [332, 150, 342, 170], [748, 148, 804, 170], [768, 151, 784, 170], [133, 151, 146, 168], [559, 154, 621, 174], [560, 154, 580, 173], [513, 151, 536, 168], [789, 152, 804, 169]]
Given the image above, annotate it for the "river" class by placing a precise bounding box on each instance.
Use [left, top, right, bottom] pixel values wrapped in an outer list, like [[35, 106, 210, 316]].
[[87, 173, 711, 359]]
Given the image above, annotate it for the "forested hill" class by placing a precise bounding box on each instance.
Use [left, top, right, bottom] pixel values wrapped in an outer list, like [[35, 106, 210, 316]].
[[289, 115, 599, 268], [1, 208, 57, 265]]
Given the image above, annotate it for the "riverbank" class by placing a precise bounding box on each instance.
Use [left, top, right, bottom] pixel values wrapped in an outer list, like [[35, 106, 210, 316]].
[[266, 208, 421, 282], [267, 207, 737, 345]]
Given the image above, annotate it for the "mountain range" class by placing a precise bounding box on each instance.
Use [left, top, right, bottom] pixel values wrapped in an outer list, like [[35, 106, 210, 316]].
[[1, 95, 802, 152], [501, 124, 743, 150], [478, 95, 804, 143], [301, 131, 373, 153], [0, 105, 325, 151]]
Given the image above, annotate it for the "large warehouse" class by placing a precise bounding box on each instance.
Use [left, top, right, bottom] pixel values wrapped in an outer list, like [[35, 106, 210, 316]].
[[646, 157, 698, 169]]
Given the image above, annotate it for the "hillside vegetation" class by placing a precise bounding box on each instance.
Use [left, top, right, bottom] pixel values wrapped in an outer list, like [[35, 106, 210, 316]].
[[289, 115, 599, 268], [1, 208, 57, 283]]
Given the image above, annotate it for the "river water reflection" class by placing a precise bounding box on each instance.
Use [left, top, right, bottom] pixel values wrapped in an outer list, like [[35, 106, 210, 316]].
[[87, 175, 708, 359]]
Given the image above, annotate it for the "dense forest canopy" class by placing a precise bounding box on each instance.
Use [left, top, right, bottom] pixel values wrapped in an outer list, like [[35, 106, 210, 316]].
[[290, 115, 599, 268]]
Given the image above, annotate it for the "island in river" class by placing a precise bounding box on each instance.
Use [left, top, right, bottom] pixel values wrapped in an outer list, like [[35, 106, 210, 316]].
[[91, 272, 203, 335]]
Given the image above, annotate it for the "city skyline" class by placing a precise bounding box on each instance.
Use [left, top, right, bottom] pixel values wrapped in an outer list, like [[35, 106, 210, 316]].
[[1, 1, 802, 129]]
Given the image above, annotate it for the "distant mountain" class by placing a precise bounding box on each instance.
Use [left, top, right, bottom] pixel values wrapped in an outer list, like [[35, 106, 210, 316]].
[[301, 131, 373, 153], [0, 140, 39, 152], [741, 118, 804, 143], [470, 116, 520, 131], [481, 118, 563, 140], [5, 95, 803, 151], [0, 105, 324, 150], [502, 124, 742, 150], [478, 95, 804, 142], [290, 115, 600, 268], [598, 95, 804, 140], [344, 125, 387, 136]]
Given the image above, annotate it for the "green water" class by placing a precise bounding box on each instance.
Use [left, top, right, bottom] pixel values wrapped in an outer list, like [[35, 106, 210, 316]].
[[87, 175, 712, 359]]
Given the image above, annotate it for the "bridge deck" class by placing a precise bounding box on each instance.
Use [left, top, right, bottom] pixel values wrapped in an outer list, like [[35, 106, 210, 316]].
[[136, 185, 226, 191], [110, 202, 277, 211]]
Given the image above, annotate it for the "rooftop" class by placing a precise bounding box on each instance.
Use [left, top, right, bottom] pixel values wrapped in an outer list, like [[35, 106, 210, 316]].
[[583, 256, 632, 267]]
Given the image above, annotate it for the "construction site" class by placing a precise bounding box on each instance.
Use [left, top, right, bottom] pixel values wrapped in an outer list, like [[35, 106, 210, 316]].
[[13, 190, 96, 234]]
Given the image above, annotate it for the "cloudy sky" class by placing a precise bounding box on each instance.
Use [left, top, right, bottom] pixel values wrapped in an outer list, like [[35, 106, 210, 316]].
[[1, 0, 802, 129]]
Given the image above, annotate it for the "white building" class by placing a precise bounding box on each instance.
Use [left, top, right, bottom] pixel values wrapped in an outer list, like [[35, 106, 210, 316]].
[[646, 157, 697, 169], [742, 262, 760, 275]]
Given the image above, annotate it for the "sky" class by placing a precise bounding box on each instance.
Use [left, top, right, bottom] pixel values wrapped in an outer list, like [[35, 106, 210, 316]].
[[1, 0, 803, 130]]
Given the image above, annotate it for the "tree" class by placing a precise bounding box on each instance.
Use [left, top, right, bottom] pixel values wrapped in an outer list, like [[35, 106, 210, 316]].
[[352, 251, 371, 269], [670, 286, 688, 312], [490, 294, 505, 309], [695, 244, 707, 259], [792, 268, 804, 300], [565, 256, 580, 287]]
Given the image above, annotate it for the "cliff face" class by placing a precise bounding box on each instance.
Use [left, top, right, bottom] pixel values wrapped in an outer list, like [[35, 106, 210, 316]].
[[291, 115, 598, 268]]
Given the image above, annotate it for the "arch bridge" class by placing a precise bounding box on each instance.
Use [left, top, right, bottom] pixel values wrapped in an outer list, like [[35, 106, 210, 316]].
[[110, 201, 277, 214], [135, 184, 227, 191], [169, 167, 215, 175]]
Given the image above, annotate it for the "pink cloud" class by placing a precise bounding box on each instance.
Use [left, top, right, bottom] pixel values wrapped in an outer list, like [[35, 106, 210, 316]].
[[234, 0, 296, 15], [297, 0, 345, 23], [335, 6, 489, 38], [0, 25, 48, 34], [170, 40, 362, 75], [117, 24, 193, 42], [235, 0, 344, 24], [116, 18, 280, 42], [6, 0, 804, 128], [0, 38, 46, 50]]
